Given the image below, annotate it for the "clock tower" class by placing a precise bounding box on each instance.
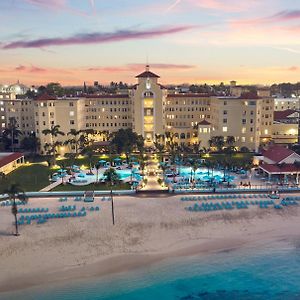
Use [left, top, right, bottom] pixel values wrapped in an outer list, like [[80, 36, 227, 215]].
[[132, 65, 167, 146]]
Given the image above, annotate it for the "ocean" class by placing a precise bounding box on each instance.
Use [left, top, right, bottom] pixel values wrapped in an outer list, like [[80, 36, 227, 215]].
[[2, 239, 300, 300]]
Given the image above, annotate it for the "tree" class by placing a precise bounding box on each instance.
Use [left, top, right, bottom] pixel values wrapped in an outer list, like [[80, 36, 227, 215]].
[[4, 183, 28, 236], [82, 147, 94, 174], [65, 129, 83, 157], [3, 117, 23, 152], [103, 168, 120, 225], [42, 125, 65, 165], [20, 134, 40, 155], [110, 128, 142, 163], [95, 162, 101, 184], [46, 82, 65, 97], [208, 136, 225, 152], [191, 160, 199, 182]]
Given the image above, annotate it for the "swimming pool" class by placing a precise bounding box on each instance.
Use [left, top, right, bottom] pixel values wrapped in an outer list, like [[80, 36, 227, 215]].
[[168, 167, 235, 182]]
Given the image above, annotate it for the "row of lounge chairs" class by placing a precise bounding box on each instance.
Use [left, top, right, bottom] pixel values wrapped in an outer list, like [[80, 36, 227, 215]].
[[80, 206, 100, 211], [283, 196, 300, 201], [59, 205, 76, 212], [58, 197, 68, 202], [281, 200, 299, 206], [19, 207, 49, 213], [102, 196, 111, 201], [186, 200, 276, 212], [1, 200, 27, 207], [17, 211, 87, 225], [181, 194, 269, 202], [74, 196, 83, 201]]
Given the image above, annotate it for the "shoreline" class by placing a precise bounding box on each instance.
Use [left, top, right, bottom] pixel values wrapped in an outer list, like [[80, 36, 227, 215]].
[[0, 233, 294, 294], [0, 195, 300, 294]]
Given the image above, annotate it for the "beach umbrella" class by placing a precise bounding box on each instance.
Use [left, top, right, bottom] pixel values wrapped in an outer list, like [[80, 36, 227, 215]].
[[98, 160, 106, 163], [202, 175, 211, 181], [114, 157, 122, 161]]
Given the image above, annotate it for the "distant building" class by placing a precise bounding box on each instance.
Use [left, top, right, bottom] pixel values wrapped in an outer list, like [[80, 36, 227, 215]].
[[258, 146, 300, 182], [1, 66, 277, 153], [0, 152, 24, 174]]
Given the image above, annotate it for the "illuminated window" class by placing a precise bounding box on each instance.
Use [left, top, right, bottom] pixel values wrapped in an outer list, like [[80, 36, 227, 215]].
[[242, 127, 246, 134], [264, 129, 268, 135], [222, 126, 228, 132]]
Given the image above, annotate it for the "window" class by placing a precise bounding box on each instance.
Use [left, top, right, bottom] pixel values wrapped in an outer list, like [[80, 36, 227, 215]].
[[70, 111, 74, 117], [241, 137, 246, 142], [69, 102, 74, 107], [70, 120, 75, 125], [242, 127, 246, 134], [223, 110, 227, 115], [222, 126, 228, 132], [223, 118, 227, 123]]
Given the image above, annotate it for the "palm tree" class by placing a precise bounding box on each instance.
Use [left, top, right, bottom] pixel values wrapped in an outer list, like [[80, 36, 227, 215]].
[[82, 147, 94, 174], [3, 117, 23, 152], [66, 129, 83, 157], [20, 133, 40, 155], [226, 136, 236, 153], [104, 168, 120, 225], [153, 141, 165, 162], [42, 125, 65, 165], [4, 183, 28, 236], [95, 162, 101, 184], [191, 161, 199, 182]]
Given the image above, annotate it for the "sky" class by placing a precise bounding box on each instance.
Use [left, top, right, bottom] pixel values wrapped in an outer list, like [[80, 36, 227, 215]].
[[0, 0, 300, 86]]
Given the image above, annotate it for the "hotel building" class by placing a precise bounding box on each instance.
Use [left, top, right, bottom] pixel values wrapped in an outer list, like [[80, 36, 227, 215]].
[[2, 66, 278, 153]]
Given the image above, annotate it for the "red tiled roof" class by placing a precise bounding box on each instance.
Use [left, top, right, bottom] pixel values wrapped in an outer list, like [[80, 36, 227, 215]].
[[85, 94, 129, 99], [36, 93, 57, 101], [274, 109, 297, 121], [261, 146, 296, 163], [198, 120, 211, 125], [260, 163, 300, 174], [167, 93, 213, 98], [0, 152, 23, 168], [135, 71, 160, 78]]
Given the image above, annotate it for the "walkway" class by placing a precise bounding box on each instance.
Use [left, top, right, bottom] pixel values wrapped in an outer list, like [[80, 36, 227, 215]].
[[40, 175, 71, 192], [141, 155, 168, 191]]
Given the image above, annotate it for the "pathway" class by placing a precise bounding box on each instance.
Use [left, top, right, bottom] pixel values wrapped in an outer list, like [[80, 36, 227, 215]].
[[141, 155, 168, 191], [39, 175, 71, 192]]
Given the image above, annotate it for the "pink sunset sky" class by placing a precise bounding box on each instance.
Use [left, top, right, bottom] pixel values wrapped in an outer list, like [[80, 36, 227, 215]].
[[0, 0, 300, 86]]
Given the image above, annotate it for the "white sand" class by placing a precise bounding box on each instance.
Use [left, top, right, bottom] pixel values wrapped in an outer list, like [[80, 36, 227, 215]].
[[0, 193, 299, 292]]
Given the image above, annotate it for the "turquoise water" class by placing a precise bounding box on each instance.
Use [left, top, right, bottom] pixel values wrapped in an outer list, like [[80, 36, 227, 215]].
[[2, 240, 300, 300]]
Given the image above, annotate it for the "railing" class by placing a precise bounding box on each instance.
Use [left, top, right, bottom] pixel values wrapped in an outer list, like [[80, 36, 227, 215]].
[[0, 190, 136, 201]]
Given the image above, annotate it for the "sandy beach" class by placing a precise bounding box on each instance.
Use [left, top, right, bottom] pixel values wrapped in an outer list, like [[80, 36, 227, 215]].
[[0, 193, 300, 293]]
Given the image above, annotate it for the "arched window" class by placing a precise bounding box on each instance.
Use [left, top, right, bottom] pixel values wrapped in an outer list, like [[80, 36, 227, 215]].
[[143, 91, 154, 98]]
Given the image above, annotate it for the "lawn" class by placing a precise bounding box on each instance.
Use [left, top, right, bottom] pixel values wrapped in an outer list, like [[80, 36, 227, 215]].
[[52, 182, 132, 191], [0, 164, 52, 193]]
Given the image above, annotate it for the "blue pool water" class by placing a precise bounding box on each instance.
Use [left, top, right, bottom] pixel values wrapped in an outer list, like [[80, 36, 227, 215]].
[[175, 167, 235, 182], [2, 240, 300, 300]]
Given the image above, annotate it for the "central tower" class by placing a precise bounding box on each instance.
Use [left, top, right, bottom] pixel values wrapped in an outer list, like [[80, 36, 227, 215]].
[[132, 65, 166, 146]]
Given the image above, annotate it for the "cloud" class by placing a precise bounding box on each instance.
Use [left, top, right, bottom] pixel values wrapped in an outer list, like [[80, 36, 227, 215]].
[[87, 63, 196, 72], [166, 0, 260, 13], [24, 0, 66, 10], [232, 10, 300, 27], [288, 66, 299, 71], [23, 0, 92, 16], [272, 47, 300, 55], [2, 25, 195, 50], [14, 65, 47, 72]]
